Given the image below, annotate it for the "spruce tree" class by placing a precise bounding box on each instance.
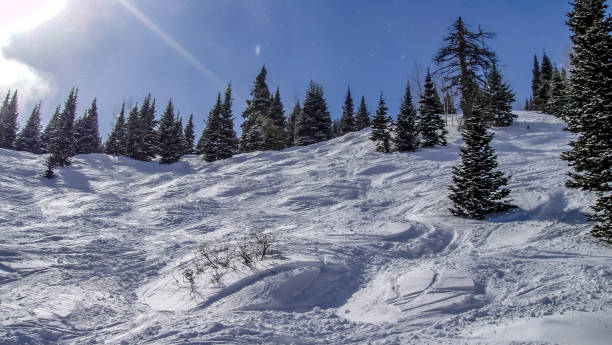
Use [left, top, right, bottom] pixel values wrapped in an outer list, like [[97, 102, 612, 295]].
[[183, 113, 195, 154], [418, 70, 447, 146], [286, 100, 301, 146], [531, 55, 541, 110], [219, 83, 239, 158], [126, 105, 143, 160], [448, 112, 514, 219], [435, 17, 496, 119], [15, 102, 42, 153], [140, 95, 158, 160], [536, 53, 553, 112], [241, 66, 271, 152], [354, 96, 371, 130], [370, 93, 392, 153], [174, 115, 186, 158], [262, 87, 287, 150], [338, 87, 355, 135], [48, 88, 78, 167], [0, 90, 19, 149], [41, 105, 61, 153], [484, 64, 516, 127], [294, 81, 332, 146], [544, 67, 568, 118], [105, 103, 128, 156], [395, 83, 419, 152], [158, 99, 182, 164], [199, 93, 224, 162], [561, 0, 612, 241], [74, 98, 102, 154]]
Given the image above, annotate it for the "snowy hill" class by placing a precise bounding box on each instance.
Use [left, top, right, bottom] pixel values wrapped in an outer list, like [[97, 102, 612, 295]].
[[1, 111, 611, 344]]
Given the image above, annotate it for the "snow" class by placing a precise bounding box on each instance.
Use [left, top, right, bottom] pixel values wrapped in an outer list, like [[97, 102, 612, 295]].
[[1, 111, 611, 344]]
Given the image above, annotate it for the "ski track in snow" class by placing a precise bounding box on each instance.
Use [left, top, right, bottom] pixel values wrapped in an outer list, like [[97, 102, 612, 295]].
[[1, 112, 611, 344]]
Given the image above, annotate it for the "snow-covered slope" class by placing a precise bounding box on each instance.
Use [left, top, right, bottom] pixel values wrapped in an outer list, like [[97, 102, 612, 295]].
[[1, 112, 610, 344]]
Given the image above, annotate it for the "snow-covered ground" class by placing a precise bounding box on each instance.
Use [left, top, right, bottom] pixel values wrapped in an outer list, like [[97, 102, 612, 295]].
[[1, 111, 610, 344]]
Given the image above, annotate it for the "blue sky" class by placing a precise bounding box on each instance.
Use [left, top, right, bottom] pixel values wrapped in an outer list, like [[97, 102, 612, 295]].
[[2, 0, 575, 137]]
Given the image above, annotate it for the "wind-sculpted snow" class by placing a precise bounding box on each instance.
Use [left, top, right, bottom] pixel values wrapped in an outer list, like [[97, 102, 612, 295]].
[[1, 112, 611, 344]]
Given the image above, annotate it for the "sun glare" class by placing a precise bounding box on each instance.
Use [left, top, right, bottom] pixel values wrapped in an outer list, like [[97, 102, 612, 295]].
[[0, 0, 67, 37]]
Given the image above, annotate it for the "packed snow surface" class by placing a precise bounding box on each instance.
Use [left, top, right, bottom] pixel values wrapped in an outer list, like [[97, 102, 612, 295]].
[[1, 112, 611, 344]]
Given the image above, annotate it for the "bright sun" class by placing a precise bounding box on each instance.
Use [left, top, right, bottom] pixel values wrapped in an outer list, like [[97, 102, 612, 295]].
[[0, 0, 68, 37]]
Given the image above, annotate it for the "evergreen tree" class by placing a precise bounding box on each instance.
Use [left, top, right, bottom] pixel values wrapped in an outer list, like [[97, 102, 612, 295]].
[[41, 105, 61, 153], [241, 66, 271, 152], [15, 102, 42, 153], [286, 100, 300, 146], [262, 87, 287, 150], [531, 55, 541, 110], [435, 17, 496, 119], [294, 81, 332, 146], [370, 93, 392, 153], [418, 70, 447, 146], [219, 83, 239, 158], [448, 113, 514, 219], [158, 99, 182, 164], [484, 64, 516, 127], [140, 95, 158, 160], [126, 105, 143, 160], [104, 103, 128, 156], [354, 96, 371, 130], [544, 67, 569, 118], [395, 83, 419, 152], [561, 0, 612, 241], [183, 113, 195, 154], [0, 90, 19, 149], [47, 88, 78, 167], [199, 93, 224, 162], [174, 115, 187, 158], [524, 98, 530, 111], [338, 87, 355, 135], [536, 53, 553, 112], [74, 98, 102, 154]]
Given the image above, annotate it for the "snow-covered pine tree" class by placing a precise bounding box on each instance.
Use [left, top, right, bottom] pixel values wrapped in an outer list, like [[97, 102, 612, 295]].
[[183, 113, 195, 155], [354, 96, 371, 130], [338, 87, 355, 135], [104, 103, 128, 156], [15, 102, 43, 153], [158, 99, 182, 164], [200, 93, 224, 162], [561, 0, 612, 242], [536, 53, 553, 112], [294, 81, 332, 146], [395, 83, 419, 152], [48, 88, 78, 167], [126, 105, 144, 160], [262, 87, 287, 150], [286, 100, 300, 146], [0, 90, 19, 149], [140, 95, 158, 160], [241, 66, 271, 152], [41, 105, 61, 153], [531, 55, 541, 110], [544, 67, 568, 118], [418, 70, 447, 146], [485, 64, 516, 127], [370, 93, 392, 153], [448, 112, 514, 219], [173, 114, 186, 160], [74, 98, 102, 154], [219, 83, 239, 158]]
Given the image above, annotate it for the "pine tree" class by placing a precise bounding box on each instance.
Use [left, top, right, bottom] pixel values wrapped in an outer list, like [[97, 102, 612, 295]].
[[105, 103, 128, 156], [140, 95, 158, 160], [0, 90, 19, 149], [48, 88, 78, 167], [158, 99, 182, 164], [484, 64, 516, 127], [370, 93, 392, 153], [286, 100, 300, 146], [435, 17, 496, 119], [219, 83, 239, 158], [531, 55, 541, 110], [338, 87, 355, 135], [241, 66, 271, 152], [126, 105, 144, 160], [544, 67, 569, 118], [354, 96, 371, 130], [419, 70, 447, 146], [536, 53, 553, 112], [395, 83, 419, 152], [174, 115, 186, 158], [294, 81, 332, 146], [331, 119, 341, 138], [15, 102, 43, 153], [74, 98, 102, 154], [448, 112, 514, 219], [199, 93, 224, 162], [183, 113, 195, 155], [561, 0, 612, 242], [262, 87, 287, 150], [41, 105, 61, 153]]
